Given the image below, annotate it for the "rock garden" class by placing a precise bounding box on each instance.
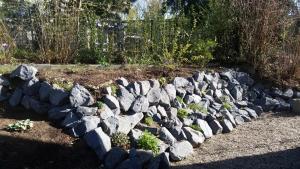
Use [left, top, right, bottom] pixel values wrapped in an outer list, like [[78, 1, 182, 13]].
[[0, 64, 299, 169]]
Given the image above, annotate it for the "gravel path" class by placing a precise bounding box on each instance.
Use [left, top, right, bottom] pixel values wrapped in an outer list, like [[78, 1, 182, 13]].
[[172, 112, 300, 169]]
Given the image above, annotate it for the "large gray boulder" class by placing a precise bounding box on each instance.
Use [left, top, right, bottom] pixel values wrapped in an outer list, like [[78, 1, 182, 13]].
[[70, 116, 100, 137], [0, 75, 10, 86], [116, 77, 129, 87], [147, 152, 170, 169], [84, 127, 111, 160], [127, 82, 141, 96], [39, 81, 52, 102], [235, 72, 254, 86], [48, 105, 73, 120], [131, 96, 149, 114], [193, 71, 205, 82], [292, 99, 300, 114], [75, 106, 98, 118], [101, 116, 119, 136], [159, 127, 177, 145], [195, 119, 213, 138], [69, 84, 94, 107], [30, 99, 51, 114], [10, 64, 38, 80], [221, 109, 236, 127], [49, 88, 69, 106], [183, 127, 205, 147], [147, 87, 161, 105], [169, 141, 193, 161], [117, 113, 144, 134], [159, 89, 171, 108], [103, 95, 120, 110], [282, 88, 294, 99], [9, 88, 23, 107], [0, 85, 9, 102], [208, 120, 223, 135], [22, 77, 40, 96], [220, 119, 234, 133], [117, 86, 135, 112], [98, 103, 114, 120], [244, 107, 258, 119], [61, 112, 80, 128], [231, 86, 243, 101], [173, 77, 189, 89], [21, 95, 31, 109], [138, 81, 151, 95], [104, 147, 129, 169], [164, 84, 176, 101]]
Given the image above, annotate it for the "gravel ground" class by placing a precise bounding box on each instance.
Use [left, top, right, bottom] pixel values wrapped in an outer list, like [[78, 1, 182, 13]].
[[172, 112, 300, 169]]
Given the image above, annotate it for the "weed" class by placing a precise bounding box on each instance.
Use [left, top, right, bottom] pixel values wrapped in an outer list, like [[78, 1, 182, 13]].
[[188, 103, 208, 113], [177, 108, 190, 119], [144, 116, 154, 126], [159, 77, 167, 86], [7, 119, 33, 132], [176, 96, 185, 104], [96, 101, 104, 109], [111, 132, 131, 149], [52, 81, 73, 92], [138, 131, 160, 154], [190, 124, 203, 132], [223, 102, 232, 110]]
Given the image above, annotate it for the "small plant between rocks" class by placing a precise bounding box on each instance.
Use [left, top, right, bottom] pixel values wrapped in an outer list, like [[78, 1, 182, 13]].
[[190, 124, 203, 132], [111, 132, 131, 149], [223, 102, 232, 110], [144, 116, 154, 126], [6, 119, 33, 132], [138, 131, 160, 155], [52, 80, 73, 92], [177, 108, 189, 119], [188, 103, 208, 114]]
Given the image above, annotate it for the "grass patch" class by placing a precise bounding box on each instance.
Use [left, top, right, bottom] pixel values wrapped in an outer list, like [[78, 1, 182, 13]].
[[189, 124, 203, 132], [176, 96, 185, 104], [188, 103, 208, 113], [144, 116, 154, 126], [138, 131, 160, 154], [223, 102, 232, 110], [177, 108, 190, 119]]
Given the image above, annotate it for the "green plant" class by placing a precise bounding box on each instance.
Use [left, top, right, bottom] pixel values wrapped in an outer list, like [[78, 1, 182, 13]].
[[190, 39, 217, 67], [96, 101, 104, 109], [188, 103, 208, 114], [110, 84, 118, 96], [177, 108, 189, 119], [111, 132, 131, 149], [144, 116, 154, 126], [53, 81, 73, 92], [159, 77, 167, 86], [138, 131, 160, 154], [176, 96, 185, 104], [7, 119, 33, 132], [190, 124, 203, 132], [223, 102, 232, 110]]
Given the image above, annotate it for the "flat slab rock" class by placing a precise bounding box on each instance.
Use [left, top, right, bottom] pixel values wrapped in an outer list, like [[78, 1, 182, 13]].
[[169, 140, 193, 161]]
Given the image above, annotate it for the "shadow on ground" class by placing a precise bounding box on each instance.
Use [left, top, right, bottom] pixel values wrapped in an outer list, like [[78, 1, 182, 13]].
[[0, 134, 100, 169], [172, 147, 300, 169]]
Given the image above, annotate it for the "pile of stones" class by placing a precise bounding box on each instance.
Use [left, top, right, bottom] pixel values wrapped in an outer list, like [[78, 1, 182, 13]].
[[0, 64, 299, 169]]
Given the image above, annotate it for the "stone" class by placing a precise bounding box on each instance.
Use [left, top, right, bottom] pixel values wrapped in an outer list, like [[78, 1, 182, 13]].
[[49, 88, 69, 106], [282, 88, 294, 99], [102, 86, 113, 95], [138, 81, 151, 95], [10, 64, 38, 81], [129, 129, 143, 146], [147, 87, 161, 105], [127, 82, 141, 96], [167, 107, 178, 120], [117, 113, 144, 134], [234, 115, 245, 125], [204, 73, 213, 82], [84, 127, 111, 160], [244, 107, 258, 119], [195, 119, 213, 138], [149, 79, 160, 89], [98, 103, 114, 120], [258, 97, 280, 111], [292, 99, 300, 114], [101, 116, 119, 136], [198, 81, 208, 92], [61, 112, 80, 128], [159, 89, 171, 108], [193, 71, 205, 82], [164, 84, 176, 101], [0, 85, 8, 102], [208, 120, 223, 135], [231, 86, 243, 101], [235, 72, 254, 86], [132, 149, 154, 166], [9, 88, 23, 107], [69, 84, 94, 107], [116, 77, 129, 87], [276, 98, 291, 111], [157, 105, 168, 118], [220, 70, 234, 81], [131, 96, 149, 113], [104, 147, 128, 169], [220, 109, 236, 127], [48, 105, 73, 120], [146, 106, 158, 117], [0, 75, 10, 86], [176, 88, 186, 98], [115, 158, 141, 169], [147, 152, 170, 169], [75, 106, 98, 118], [159, 127, 177, 145], [70, 116, 100, 137], [30, 99, 51, 114], [136, 123, 159, 135], [103, 95, 120, 110], [294, 91, 300, 98], [21, 95, 31, 109], [169, 141, 193, 161], [173, 77, 189, 88], [220, 119, 234, 133], [39, 81, 52, 102], [22, 77, 40, 96], [117, 86, 135, 112], [183, 127, 205, 147]]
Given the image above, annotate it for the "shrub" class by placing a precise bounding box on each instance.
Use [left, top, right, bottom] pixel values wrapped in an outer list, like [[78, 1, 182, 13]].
[[188, 103, 208, 113], [144, 116, 154, 126], [223, 102, 232, 110], [138, 131, 160, 154], [190, 39, 217, 67], [96, 101, 104, 109], [177, 108, 189, 119], [7, 119, 33, 132], [111, 132, 130, 149]]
